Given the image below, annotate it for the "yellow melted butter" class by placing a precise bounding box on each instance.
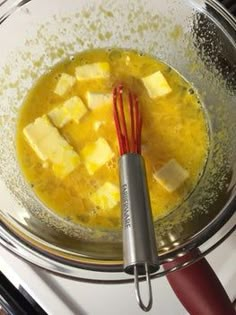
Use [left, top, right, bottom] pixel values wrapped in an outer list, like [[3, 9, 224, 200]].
[[16, 48, 209, 229]]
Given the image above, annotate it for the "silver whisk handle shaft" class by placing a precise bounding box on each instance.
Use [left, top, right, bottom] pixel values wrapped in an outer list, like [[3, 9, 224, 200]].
[[119, 154, 159, 275]]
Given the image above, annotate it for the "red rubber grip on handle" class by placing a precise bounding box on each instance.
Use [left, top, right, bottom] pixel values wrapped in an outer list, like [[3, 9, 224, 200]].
[[164, 251, 235, 315]]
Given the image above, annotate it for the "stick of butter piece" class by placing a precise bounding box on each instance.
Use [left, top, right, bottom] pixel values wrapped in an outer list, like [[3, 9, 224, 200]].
[[142, 71, 172, 98], [86, 92, 112, 109], [90, 182, 120, 210], [23, 116, 54, 161], [54, 73, 76, 96], [63, 96, 88, 123], [48, 107, 71, 128], [75, 62, 110, 81], [48, 96, 88, 128], [23, 116, 80, 178], [154, 159, 189, 192], [94, 121, 105, 131], [81, 137, 114, 175], [52, 149, 81, 179]]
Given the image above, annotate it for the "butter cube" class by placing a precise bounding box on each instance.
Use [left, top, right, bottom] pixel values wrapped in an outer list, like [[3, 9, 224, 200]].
[[23, 117, 53, 161], [90, 182, 120, 210], [154, 159, 189, 192], [94, 121, 105, 131], [63, 96, 88, 123], [86, 92, 112, 109], [48, 96, 87, 128], [23, 116, 80, 178], [54, 73, 76, 96], [48, 107, 71, 128], [81, 137, 114, 175], [38, 129, 70, 164], [52, 149, 80, 179], [75, 62, 110, 81], [142, 71, 172, 98]]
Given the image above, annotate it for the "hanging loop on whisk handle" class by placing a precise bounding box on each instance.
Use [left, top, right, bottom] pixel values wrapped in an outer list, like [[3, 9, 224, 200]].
[[119, 153, 159, 275]]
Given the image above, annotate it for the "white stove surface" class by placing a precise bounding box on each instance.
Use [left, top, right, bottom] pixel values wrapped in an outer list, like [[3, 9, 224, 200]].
[[0, 232, 235, 315]]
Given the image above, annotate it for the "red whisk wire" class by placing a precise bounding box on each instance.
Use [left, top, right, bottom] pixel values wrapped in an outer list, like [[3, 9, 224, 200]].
[[128, 92, 135, 153], [113, 87, 124, 154], [118, 85, 130, 153], [135, 95, 142, 155], [113, 85, 142, 155]]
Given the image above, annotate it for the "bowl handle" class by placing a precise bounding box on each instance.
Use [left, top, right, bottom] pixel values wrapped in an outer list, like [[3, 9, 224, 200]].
[[164, 251, 236, 315]]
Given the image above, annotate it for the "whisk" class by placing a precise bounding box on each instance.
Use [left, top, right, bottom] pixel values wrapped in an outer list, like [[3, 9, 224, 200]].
[[113, 84, 159, 312]]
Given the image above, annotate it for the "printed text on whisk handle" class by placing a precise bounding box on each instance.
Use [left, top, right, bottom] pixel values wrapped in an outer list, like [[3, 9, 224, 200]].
[[122, 184, 131, 229]]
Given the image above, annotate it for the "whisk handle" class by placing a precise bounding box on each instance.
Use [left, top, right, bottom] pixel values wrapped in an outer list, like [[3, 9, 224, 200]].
[[119, 154, 159, 275]]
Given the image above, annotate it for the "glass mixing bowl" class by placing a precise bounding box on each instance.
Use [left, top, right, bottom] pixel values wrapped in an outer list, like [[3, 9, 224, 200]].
[[0, 0, 235, 282]]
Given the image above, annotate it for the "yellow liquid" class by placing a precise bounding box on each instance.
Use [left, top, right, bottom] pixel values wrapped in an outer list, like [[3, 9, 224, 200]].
[[16, 49, 209, 229]]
